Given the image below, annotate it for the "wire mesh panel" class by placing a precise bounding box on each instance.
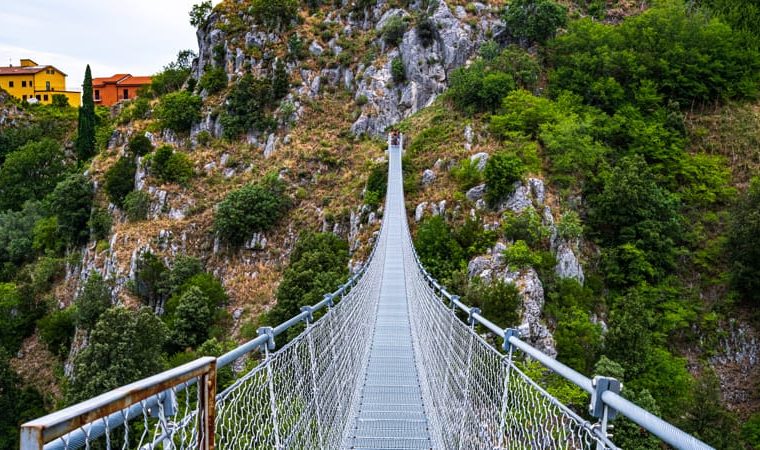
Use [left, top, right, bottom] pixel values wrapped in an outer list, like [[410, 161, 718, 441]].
[[404, 233, 609, 449], [214, 215, 386, 450]]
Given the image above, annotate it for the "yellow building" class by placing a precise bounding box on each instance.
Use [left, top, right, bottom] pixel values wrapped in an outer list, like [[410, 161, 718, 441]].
[[0, 59, 81, 107]]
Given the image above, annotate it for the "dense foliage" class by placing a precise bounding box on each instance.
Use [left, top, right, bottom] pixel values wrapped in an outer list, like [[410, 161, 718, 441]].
[[0, 139, 66, 211], [270, 232, 349, 327], [104, 156, 136, 207], [727, 178, 760, 304], [503, 0, 567, 45], [155, 91, 202, 133], [214, 176, 291, 245]]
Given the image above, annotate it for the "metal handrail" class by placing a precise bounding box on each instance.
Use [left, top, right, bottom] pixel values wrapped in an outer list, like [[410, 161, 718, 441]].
[[410, 247, 713, 450], [20, 358, 216, 450]]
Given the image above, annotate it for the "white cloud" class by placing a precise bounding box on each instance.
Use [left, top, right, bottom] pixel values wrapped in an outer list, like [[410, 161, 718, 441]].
[[0, 0, 219, 89]]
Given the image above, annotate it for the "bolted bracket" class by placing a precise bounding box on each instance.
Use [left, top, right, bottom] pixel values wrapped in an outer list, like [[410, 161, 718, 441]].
[[257, 326, 276, 352], [502, 328, 520, 353], [323, 293, 334, 308], [589, 376, 621, 420], [300, 306, 314, 324], [449, 294, 460, 309], [467, 306, 481, 325]]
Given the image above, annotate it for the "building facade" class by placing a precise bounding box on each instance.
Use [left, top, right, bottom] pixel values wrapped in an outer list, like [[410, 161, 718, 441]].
[[92, 74, 151, 106], [0, 59, 81, 106]]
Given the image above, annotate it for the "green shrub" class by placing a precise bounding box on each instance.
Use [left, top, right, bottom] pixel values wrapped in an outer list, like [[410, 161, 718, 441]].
[[464, 279, 521, 328], [168, 286, 211, 351], [123, 190, 151, 221], [155, 91, 202, 132], [47, 173, 93, 246], [249, 0, 298, 29], [214, 176, 291, 245], [32, 216, 62, 255], [503, 240, 541, 269], [37, 307, 76, 357], [502, 209, 549, 248], [416, 16, 436, 47], [0, 202, 45, 268], [221, 73, 277, 138], [75, 273, 112, 331], [451, 158, 484, 191], [556, 211, 583, 242], [168, 255, 204, 293], [133, 252, 169, 309], [364, 163, 387, 207], [189, 1, 213, 27], [447, 61, 516, 113], [51, 94, 69, 108], [198, 66, 227, 95], [490, 89, 561, 138], [727, 178, 760, 304], [127, 134, 154, 157], [503, 0, 567, 44], [270, 232, 349, 327], [453, 215, 498, 259], [381, 16, 407, 46], [152, 146, 194, 184], [484, 152, 525, 206], [0, 138, 66, 211], [391, 57, 406, 83], [89, 208, 112, 241], [150, 50, 194, 96], [414, 216, 464, 283], [104, 157, 136, 207]]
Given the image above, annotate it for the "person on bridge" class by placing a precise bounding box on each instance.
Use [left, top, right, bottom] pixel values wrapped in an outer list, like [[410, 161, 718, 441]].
[[390, 130, 399, 147]]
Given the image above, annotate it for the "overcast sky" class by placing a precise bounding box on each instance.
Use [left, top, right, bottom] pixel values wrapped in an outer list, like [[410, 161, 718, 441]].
[[0, 0, 219, 91]]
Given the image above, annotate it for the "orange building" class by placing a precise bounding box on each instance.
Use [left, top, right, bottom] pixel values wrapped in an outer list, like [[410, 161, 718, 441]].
[[92, 74, 151, 106]]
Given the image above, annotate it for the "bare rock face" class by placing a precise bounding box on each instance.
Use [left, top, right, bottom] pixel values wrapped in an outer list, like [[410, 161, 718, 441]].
[[466, 184, 486, 202], [709, 320, 760, 408], [555, 242, 584, 284], [421, 169, 436, 186], [500, 182, 532, 213], [415, 202, 428, 222], [528, 178, 545, 206], [515, 269, 557, 357], [470, 152, 489, 171]]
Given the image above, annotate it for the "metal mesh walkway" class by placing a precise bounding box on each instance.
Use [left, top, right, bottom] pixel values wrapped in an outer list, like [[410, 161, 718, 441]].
[[342, 143, 432, 449]]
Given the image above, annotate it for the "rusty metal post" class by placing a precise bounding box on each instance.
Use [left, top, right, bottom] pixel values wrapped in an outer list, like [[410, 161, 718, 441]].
[[19, 427, 43, 450], [197, 360, 217, 450]]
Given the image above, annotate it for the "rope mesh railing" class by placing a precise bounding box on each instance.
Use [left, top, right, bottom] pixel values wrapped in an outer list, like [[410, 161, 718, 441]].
[[214, 233, 385, 449]]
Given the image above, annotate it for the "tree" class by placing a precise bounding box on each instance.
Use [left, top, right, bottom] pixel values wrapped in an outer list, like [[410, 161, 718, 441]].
[[189, 1, 212, 27], [221, 74, 276, 138], [414, 216, 464, 283], [198, 66, 227, 95], [586, 156, 681, 284], [249, 0, 298, 30], [123, 190, 151, 221], [127, 134, 154, 157], [104, 157, 136, 207], [68, 307, 168, 402], [151, 146, 194, 184], [0, 347, 45, 450], [484, 152, 526, 206], [168, 255, 204, 293], [155, 91, 202, 133], [447, 61, 516, 113], [727, 178, 760, 304], [0, 202, 46, 268], [503, 0, 568, 45], [75, 273, 112, 331], [47, 173, 93, 246], [214, 177, 291, 245], [464, 279, 521, 328], [133, 252, 169, 309], [37, 307, 76, 357], [151, 50, 196, 96], [271, 232, 349, 325], [169, 286, 211, 351], [75, 65, 97, 160], [0, 139, 66, 211], [272, 59, 289, 100]]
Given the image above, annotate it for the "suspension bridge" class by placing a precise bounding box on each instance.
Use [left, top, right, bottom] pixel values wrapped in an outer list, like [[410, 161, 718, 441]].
[[21, 137, 712, 450]]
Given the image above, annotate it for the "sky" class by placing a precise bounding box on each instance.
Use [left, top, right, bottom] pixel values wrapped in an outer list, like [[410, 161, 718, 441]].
[[0, 0, 219, 91]]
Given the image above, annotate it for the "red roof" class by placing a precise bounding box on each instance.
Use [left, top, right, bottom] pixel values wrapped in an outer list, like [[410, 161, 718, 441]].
[[118, 76, 152, 86], [92, 74, 151, 87], [0, 65, 49, 76], [92, 74, 130, 86]]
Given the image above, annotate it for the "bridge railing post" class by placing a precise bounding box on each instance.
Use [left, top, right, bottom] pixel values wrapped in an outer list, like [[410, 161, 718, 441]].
[[496, 328, 520, 448], [301, 306, 326, 448], [590, 376, 621, 448]]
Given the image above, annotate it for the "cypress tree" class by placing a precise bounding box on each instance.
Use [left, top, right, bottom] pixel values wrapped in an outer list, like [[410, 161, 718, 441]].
[[75, 65, 96, 161]]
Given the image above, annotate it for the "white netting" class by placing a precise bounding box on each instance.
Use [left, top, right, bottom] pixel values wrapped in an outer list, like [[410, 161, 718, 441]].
[[214, 214, 387, 449]]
